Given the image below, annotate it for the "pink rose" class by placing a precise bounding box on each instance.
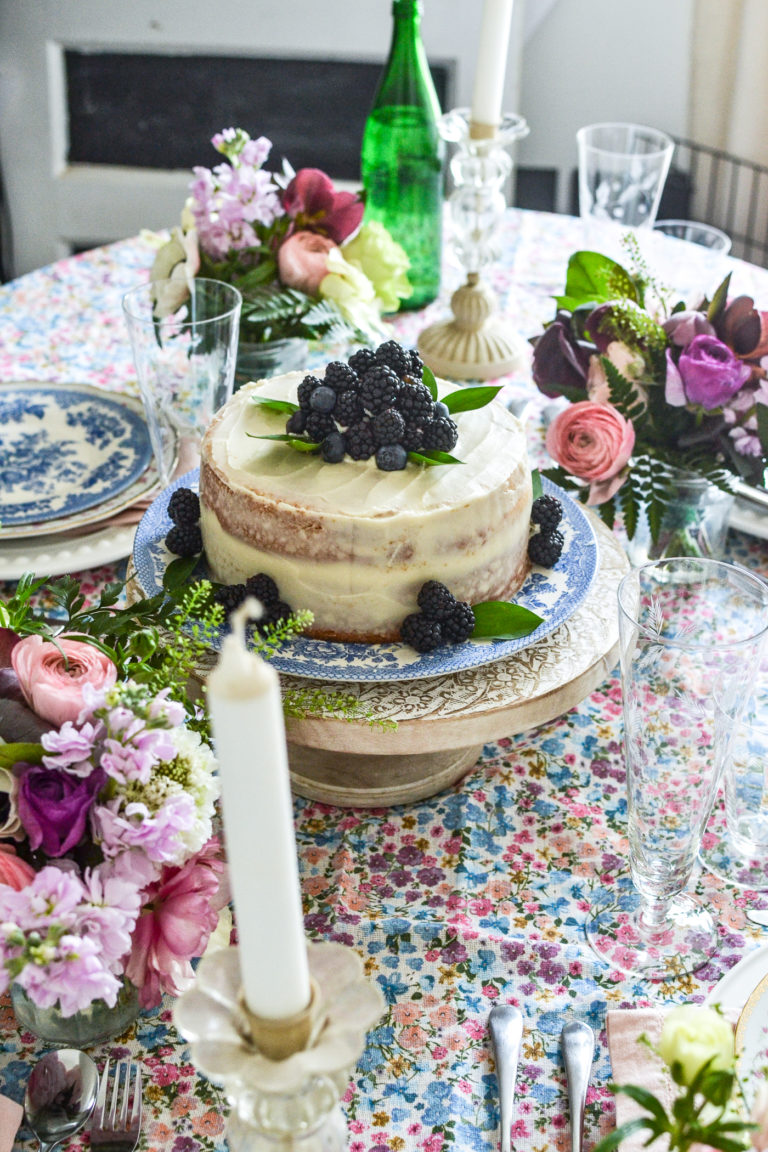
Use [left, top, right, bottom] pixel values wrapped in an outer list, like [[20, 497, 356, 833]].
[[11, 635, 117, 726], [546, 400, 635, 505], [278, 230, 336, 295]]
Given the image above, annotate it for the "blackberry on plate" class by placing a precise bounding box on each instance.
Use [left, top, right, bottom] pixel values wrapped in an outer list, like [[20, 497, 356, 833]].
[[401, 423, 425, 453], [286, 409, 307, 435], [396, 381, 434, 425], [441, 600, 475, 644], [321, 430, 346, 463], [530, 494, 563, 532], [245, 573, 279, 607], [165, 522, 202, 557], [348, 347, 376, 375], [304, 411, 337, 441], [400, 612, 443, 653], [359, 364, 401, 414], [372, 407, 406, 447], [374, 339, 411, 379], [528, 529, 565, 567], [417, 580, 457, 620], [297, 374, 321, 410], [167, 487, 200, 526], [421, 415, 459, 453], [345, 420, 376, 460], [324, 361, 358, 391], [376, 443, 408, 471], [214, 583, 248, 613], [309, 385, 336, 414], [334, 389, 364, 427]]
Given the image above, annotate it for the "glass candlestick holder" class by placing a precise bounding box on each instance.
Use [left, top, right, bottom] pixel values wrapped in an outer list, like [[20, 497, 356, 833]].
[[418, 107, 529, 381], [174, 941, 384, 1152]]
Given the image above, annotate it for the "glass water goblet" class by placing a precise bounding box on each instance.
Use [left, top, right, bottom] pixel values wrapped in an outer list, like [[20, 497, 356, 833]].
[[586, 557, 768, 981]]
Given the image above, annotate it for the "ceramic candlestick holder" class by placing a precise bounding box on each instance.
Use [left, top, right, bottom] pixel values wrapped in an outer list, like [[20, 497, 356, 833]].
[[418, 107, 530, 381], [174, 940, 385, 1152]]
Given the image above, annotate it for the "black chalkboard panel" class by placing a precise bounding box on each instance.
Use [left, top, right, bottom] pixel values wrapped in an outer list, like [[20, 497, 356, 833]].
[[65, 51, 453, 181]]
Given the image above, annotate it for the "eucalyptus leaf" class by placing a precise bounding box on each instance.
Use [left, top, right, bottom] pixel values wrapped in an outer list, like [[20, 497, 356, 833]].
[[252, 397, 300, 414], [408, 449, 464, 467], [470, 601, 543, 640], [442, 385, 502, 414]]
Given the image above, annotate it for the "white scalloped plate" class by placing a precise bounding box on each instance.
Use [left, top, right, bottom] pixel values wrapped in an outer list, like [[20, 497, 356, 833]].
[[0, 524, 136, 581]]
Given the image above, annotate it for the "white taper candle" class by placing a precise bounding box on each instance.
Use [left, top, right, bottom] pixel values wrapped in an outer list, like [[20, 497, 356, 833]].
[[470, 0, 514, 133], [207, 599, 311, 1019]]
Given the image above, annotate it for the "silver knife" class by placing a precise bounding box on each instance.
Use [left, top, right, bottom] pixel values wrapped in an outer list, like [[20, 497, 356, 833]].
[[561, 1021, 595, 1152], [489, 1005, 523, 1152]]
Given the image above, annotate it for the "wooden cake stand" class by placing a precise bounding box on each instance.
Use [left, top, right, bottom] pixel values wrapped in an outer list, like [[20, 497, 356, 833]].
[[127, 515, 627, 808]]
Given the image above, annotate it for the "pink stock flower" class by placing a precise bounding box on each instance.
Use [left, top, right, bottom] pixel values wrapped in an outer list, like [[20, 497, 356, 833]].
[[545, 401, 635, 505], [11, 635, 117, 727], [278, 230, 336, 294], [125, 837, 227, 1009], [281, 168, 364, 245]]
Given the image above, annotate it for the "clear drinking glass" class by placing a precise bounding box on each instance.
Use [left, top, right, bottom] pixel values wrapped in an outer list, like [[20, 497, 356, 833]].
[[586, 557, 768, 981], [577, 122, 674, 232], [123, 277, 242, 487]]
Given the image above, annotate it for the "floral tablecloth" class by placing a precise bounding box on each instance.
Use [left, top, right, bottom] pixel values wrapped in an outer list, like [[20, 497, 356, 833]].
[[1, 211, 767, 1152]]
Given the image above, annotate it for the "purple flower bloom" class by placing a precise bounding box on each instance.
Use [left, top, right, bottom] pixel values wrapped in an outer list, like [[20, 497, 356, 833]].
[[17, 764, 105, 857], [41, 719, 101, 776], [666, 334, 751, 410], [662, 310, 716, 348]]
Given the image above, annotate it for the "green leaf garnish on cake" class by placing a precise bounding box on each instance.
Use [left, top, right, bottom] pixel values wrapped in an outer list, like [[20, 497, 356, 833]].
[[470, 601, 543, 641]]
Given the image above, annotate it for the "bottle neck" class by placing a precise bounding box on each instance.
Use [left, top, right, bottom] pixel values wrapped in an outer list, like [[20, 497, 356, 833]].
[[373, 0, 440, 115]]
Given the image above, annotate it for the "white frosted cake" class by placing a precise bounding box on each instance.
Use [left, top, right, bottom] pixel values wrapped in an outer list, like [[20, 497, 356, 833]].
[[200, 371, 532, 642]]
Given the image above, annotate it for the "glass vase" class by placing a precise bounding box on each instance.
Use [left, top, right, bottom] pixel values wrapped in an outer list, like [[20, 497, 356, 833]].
[[235, 338, 308, 391], [12, 977, 140, 1048], [625, 471, 734, 567]]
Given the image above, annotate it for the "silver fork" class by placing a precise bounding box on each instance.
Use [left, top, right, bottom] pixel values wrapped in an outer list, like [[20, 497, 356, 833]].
[[90, 1059, 142, 1152]]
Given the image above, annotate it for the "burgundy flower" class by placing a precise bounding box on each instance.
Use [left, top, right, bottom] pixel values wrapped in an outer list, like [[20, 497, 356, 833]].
[[17, 763, 105, 857], [716, 294, 768, 358], [281, 169, 364, 245], [531, 320, 594, 397]]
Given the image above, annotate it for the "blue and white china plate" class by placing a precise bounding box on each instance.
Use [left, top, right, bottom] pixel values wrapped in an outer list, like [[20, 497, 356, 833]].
[[134, 469, 599, 682], [0, 382, 153, 527]]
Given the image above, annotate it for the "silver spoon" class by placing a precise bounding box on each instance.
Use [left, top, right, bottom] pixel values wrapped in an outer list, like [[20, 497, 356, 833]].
[[562, 1021, 595, 1152], [24, 1048, 99, 1152], [489, 1005, 523, 1152]]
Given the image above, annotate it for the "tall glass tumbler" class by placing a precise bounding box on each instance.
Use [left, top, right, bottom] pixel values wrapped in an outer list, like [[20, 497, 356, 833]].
[[123, 278, 242, 487], [577, 122, 674, 231], [586, 557, 768, 981]]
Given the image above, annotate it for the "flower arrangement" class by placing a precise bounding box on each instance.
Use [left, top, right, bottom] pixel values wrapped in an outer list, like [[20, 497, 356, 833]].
[[150, 127, 412, 344], [531, 246, 768, 544], [594, 1004, 765, 1152]]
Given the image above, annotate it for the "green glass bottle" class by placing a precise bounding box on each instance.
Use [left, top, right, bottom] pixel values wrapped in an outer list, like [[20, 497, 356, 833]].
[[361, 0, 445, 310]]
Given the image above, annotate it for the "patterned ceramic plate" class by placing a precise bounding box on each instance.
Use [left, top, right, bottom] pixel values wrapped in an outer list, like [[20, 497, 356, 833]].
[[133, 470, 599, 682], [0, 382, 153, 527]]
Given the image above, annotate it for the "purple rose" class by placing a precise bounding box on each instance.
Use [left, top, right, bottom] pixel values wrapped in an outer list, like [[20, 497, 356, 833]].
[[17, 763, 105, 856], [666, 334, 751, 410], [662, 310, 715, 348]]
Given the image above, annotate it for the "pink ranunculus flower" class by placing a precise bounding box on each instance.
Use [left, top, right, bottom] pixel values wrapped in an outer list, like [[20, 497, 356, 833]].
[[124, 836, 227, 1009], [277, 230, 335, 295], [11, 635, 117, 727], [282, 168, 364, 245], [546, 400, 635, 505]]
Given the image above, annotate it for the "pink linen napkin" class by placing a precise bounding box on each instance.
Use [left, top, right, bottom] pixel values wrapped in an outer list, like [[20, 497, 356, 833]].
[[0, 1094, 23, 1152]]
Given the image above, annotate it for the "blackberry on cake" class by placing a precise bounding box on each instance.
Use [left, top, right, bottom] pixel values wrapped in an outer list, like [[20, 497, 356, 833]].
[[528, 529, 564, 567], [396, 381, 434, 425], [421, 415, 459, 452], [441, 600, 475, 644], [359, 364, 401, 413], [167, 487, 200, 526], [321, 431, 346, 463], [345, 419, 376, 460], [402, 423, 425, 452], [334, 389, 364, 427], [530, 494, 563, 532], [400, 612, 443, 653], [245, 573, 279, 607], [374, 339, 412, 379], [165, 522, 202, 557], [372, 408, 406, 447], [376, 443, 408, 471], [408, 349, 425, 379], [324, 361, 359, 392], [304, 411, 337, 441], [297, 374, 321, 410], [348, 347, 376, 375], [286, 409, 307, 435], [417, 579, 457, 620]]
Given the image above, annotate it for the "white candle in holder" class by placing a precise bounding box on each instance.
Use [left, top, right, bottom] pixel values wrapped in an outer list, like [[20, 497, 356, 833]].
[[207, 600, 311, 1020], [470, 0, 514, 133]]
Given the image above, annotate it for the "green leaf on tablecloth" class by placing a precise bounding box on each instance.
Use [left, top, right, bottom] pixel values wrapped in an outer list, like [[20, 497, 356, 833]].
[[408, 449, 463, 467], [422, 364, 438, 400], [470, 601, 543, 640], [442, 385, 502, 414], [252, 397, 300, 414], [0, 742, 44, 769]]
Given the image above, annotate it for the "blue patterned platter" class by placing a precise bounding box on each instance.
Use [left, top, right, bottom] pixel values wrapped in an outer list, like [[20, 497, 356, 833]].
[[0, 382, 153, 527], [134, 469, 599, 682]]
